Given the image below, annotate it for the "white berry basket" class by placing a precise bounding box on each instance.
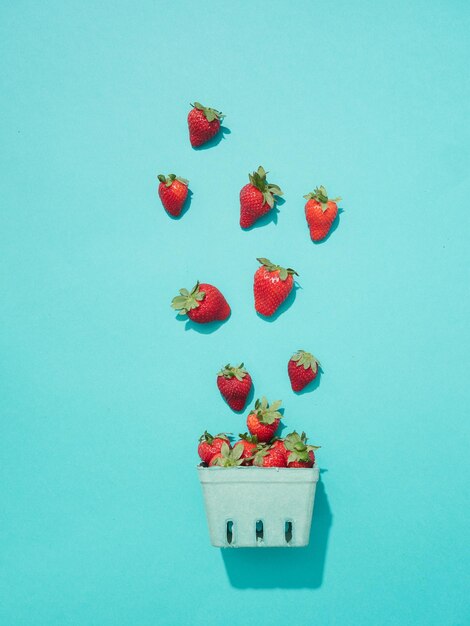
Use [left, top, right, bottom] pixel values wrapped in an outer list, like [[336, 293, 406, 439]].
[[197, 465, 320, 548]]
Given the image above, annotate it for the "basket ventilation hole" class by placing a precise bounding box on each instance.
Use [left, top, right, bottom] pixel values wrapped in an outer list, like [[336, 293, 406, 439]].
[[285, 521, 293, 544], [256, 520, 264, 542], [226, 521, 233, 545]]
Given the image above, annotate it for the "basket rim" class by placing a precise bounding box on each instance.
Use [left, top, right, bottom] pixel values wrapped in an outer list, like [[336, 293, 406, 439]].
[[197, 464, 320, 484]]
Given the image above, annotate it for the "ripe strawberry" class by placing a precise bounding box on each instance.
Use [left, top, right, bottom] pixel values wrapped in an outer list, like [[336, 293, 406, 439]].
[[209, 442, 244, 467], [157, 174, 189, 217], [288, 350, 321, 392], [304, 185, 341, 241], [171, 281, 230, 323], [240, 166, 283, 228], [252, 444, 287, 468], [233, 433, 258, 465], [198, 431, 231, 464], [246, 397, 283, 443], [284, 431, 320, 468], [188, 102, 224, 147], [217, 363, 252, 412], [270, 438, 288, 459], [253, 258, 298, 317]]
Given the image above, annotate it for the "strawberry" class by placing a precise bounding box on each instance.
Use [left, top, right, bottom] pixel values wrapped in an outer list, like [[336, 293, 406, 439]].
[[171, 281, 230, 323], [270, 438, 288, 460], [240, 166, 283, 228], [253, 258, 298, 317], [157, 174, 189, 217], [304, 185, 341, 241], [188, 102, 224, 148], [233, 433, 258, 465], [217, 363, 252, 412], [252, 444, 287, 468], [288, 350, 321, 392], [246, 397, 283, 443], [198, 431, 231, 464], [284, 431, 320, 468], [209, 441, 244, 467]]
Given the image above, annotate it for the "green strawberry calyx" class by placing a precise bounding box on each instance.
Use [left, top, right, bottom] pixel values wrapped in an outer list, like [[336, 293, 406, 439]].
[[171, 281, 205, 315], [238, 432, 258, 444], [199, 431, 231, 444], [303, 185, 341, 213], [191, 102, 225, 123], [248, 166, 283, 208], [252, 396, 283, 425], [256, 258, 299, 281], [157, 173, 189, 187], [251, 444, 272, 466], [212, 442, 244, 467], [284, 431, 320, 464], [218, 363, 248, 381], [291, 350, 321, 374]]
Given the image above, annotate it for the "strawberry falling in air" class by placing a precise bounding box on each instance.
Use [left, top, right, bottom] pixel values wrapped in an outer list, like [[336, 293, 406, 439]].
[[304, 185, 342, 242], [217, 363, 253, 412], [253, 258, 298, 317], [188, 102, 224, 148], [171, 282, 231, 324], [157, 174, 189, 217], [288, 350, 321, 392], [240, 166, 283, 229]]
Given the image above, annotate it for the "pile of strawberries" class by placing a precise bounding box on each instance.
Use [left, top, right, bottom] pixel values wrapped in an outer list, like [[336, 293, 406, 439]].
[[158, 102, 342, 469], [198, 399, 319, 468]]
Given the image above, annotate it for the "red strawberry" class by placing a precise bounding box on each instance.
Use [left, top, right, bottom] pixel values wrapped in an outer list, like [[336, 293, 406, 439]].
[[253, 258, 298, 317], [252, 444, 287, 468], [233, 433, 258, 465], [304, 186, 341, 241], [284, 431, 320, 468], [209, 441, 244, 467], [240, 166, 283, 228], [171, 281, 230, 323], [198, 431, 231, 464], [188, 102, 224, 147], [217, 363, 252, 412], [246, 397, 283, 443], [270, 438, 288, 460], [288, 350, 321, 392], [157, 174, 189, 217]]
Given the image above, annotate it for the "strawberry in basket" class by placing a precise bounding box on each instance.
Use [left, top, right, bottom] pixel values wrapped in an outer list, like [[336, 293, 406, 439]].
[[232, 433, 259, 465], [252, 443, 287, 467], [198, 432, 231, 464], [209, 442, 245, 467], [284, 431, 320, 468], [247, 397, 283, 442]]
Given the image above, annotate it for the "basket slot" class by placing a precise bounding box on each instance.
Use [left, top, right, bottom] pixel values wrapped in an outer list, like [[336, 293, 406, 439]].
[[255, 520, 264, 543], [285, 521, 293, 544], [226, 520, 234, 545]]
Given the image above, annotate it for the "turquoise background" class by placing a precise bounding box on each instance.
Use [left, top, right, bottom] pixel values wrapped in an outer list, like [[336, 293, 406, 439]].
[[1, 1, 469, 624]]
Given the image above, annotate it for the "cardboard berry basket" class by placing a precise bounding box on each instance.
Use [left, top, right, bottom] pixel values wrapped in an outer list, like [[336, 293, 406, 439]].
[[197, 465, 320, 548]]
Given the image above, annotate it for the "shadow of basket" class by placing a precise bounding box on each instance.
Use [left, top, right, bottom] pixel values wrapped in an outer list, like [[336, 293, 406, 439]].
[[220, 475, 332, 589]]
